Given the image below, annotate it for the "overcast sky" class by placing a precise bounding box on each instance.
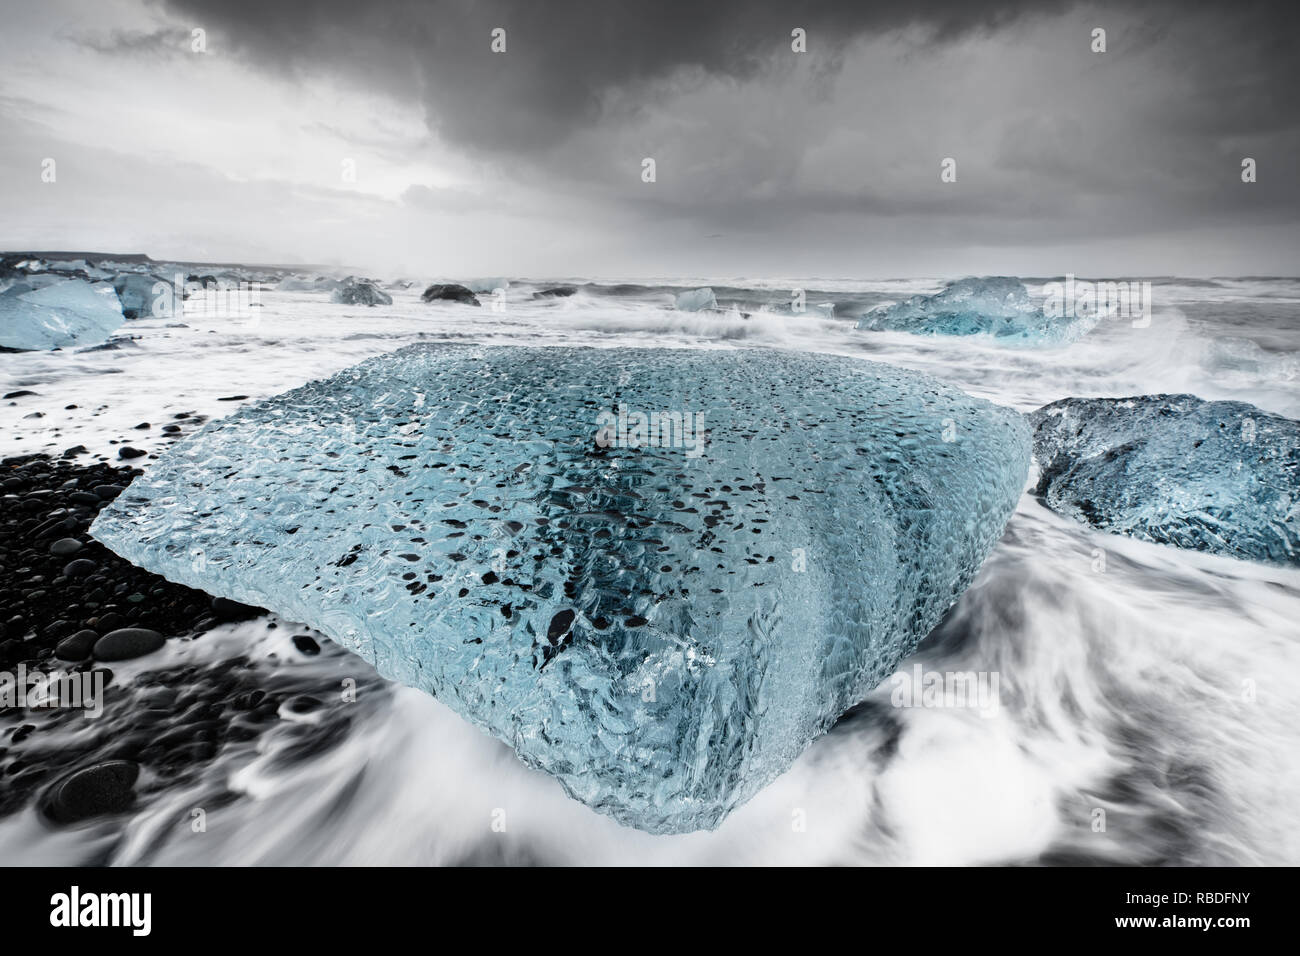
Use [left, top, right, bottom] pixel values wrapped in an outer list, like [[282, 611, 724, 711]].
[[1, 0, 1296, 277]]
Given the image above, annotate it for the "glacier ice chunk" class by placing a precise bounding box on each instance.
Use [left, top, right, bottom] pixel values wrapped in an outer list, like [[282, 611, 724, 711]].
[[0, 278, 125, 350], [856, 276, 1098, 346], [331, 279, 393, 307], [1031, 395, 1299, 565], [113, 273, 180, 319], [91, 345, 1030, 832], [674, 287, 718, 312], [1202, 336, 1300, 388], [276, 275, 343, 293], [464, 277, 509, 293], [38, 258, 112, 279]]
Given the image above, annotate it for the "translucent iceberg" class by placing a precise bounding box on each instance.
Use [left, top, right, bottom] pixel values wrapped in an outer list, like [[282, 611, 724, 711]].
[[42, 258, 112, 278], [331, 279, 393, 307], [856, 276, 1098, 346], [91, 345, 1030, 832], [0, 278, 125, 350], [1031, 395, 1299, 565], [674, 287, 717, 312], [464, 277, 509, 293], [113, 273, 180, 319], [276, 275, 342, 293]]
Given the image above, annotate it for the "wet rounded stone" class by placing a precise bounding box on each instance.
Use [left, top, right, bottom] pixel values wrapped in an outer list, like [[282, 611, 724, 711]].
[[42, 760, 139, 823], [291, 634, 320, 656], [55, 628, 99, 661], [93, 627, 165, 661], [95, 611, 127, 632], [49, 538, 83, 557], [62, 558, 97, 578]]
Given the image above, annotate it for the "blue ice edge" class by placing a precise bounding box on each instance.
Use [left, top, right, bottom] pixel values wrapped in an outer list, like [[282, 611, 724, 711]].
[[91, 345, 1031, 833], [1031, 394, 1299, 566]]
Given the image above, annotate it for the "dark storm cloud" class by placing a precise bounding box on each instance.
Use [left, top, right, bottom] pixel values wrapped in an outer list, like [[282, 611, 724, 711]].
[[156, 0, 1299, 154], [156, 0, 1093, 152]]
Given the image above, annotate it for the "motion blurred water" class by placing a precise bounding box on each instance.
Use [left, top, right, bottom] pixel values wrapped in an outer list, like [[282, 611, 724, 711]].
[[1, 275, 1297, 864]]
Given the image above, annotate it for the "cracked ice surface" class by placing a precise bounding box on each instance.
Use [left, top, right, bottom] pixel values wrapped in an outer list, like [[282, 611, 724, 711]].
[[91, 344, 1030, 832], [1031, 394, 1300, 566]]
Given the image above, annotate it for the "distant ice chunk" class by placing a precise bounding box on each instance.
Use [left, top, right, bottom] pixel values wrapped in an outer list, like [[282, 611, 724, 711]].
[[96, 260, 153, 274], [674, 287, 718, 312], [857, 276, 1099, 346], [0, 278, 125, 350], [331, 279, 393, 307], [1031, 394, 1299, 565], [1202, 336, 1300, 388], [2, 273, 65, 294], [44, 258, 112, 279], [7, 257, 112, 280], [91, 345, 1029, 833], [113, 273, 180, 319], [276, 275, 343, 293], [464, 277, 509, 293]]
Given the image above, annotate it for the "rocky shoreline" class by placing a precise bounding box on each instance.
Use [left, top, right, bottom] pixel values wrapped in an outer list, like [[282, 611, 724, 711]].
[[0, 453, 369, 832]]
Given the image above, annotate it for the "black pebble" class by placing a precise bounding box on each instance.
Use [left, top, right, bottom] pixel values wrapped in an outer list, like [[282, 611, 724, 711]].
[[42, 760, 139, 824], [292, 635, 320, 656], [62, 558, 97, 578], [93, 628, 165, 661], [55, 629, 99, 662], [96, 611, 127, 632], [49, 537, 83, 556]]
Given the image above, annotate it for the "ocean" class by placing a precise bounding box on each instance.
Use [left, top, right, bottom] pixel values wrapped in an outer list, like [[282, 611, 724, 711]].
[[1, 275, 1297, 864]]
